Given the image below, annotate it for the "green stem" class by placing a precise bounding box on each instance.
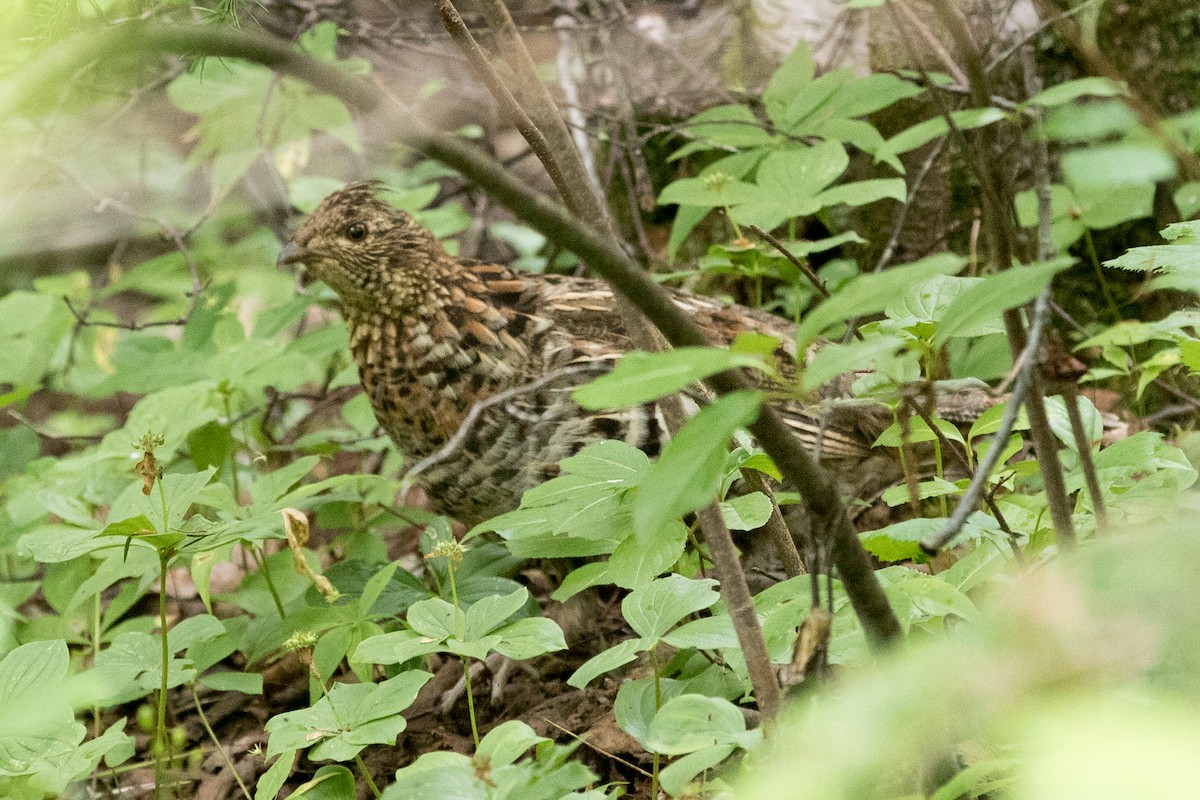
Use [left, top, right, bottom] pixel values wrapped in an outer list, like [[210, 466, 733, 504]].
[[355, 754, 382, 799], [157, 473, 169, 534], [156, 550, 171, 800], [1083, 229, 1122, 322], [650, 646, 662, 800], [191, 685, 252, 800], [222, 390, 242, 500], [446, 562, 481, 746], [252, 546, 287, 620]]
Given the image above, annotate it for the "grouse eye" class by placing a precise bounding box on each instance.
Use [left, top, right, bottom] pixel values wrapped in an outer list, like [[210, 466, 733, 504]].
[[345, 222, 368, 241]]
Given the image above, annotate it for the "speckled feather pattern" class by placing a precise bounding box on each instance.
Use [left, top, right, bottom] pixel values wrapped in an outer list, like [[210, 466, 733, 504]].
[[286, 184, 875, 525]]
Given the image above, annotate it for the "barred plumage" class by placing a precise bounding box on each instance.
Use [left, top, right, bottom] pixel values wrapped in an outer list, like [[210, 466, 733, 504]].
[[279, 184, 891, 525]]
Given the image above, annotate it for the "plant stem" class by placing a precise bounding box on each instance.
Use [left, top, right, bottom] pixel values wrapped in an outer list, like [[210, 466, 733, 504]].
[[355, 754, 382, 799], [252, 546, 287, 620], [1083, 229, 1122, 322], [191, 685, 252, 800], [156, 550, 171, 800], [222, 390, 242, 500], [446, 560, 480, 746]]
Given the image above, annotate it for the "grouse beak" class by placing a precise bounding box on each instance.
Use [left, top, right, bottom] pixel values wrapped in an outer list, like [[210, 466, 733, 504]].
[[277, 240, 313, 269]]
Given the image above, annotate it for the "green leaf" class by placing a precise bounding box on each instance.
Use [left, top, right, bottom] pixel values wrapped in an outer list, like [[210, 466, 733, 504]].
[[632, 391, 763, 536], [729, 143, 849, 230], [643, 694, 747, 754], [1044, 395, 1103, 452], [568, 637, 644, 689], [606, 519, 688, 588], [860, 513, 996, 561], [932, 258, 1073, 347], [797, 254, 964, 346], [256, 751, 298, 800], [464, 587, 527, 640], [1175, 182, 1200, 218], [876, 108, 1007, 165], [720, 492, 774, 530], [352, 631, 443, 666], [813, 178, 907, 208], [476, 720, 547, 768], [99, 514, 158, 538], [659, 176, 759, 209], [825, 72, 923, 117], [559, 440, 651, 484], [659, 745, 739, 798], [1025, 77, 1126, 107], [803, 334, 909, 391], [407, 598, 461, 640], [200, 671, 263, 694], [623, 574, 720, 642], [574, 348, 762, 409], [492, 617, 568, 659], [677, 104, 775, 149], [1063, 144, 1176, 189], [763, 41, 815, 113], [265, 671, 431, 760]]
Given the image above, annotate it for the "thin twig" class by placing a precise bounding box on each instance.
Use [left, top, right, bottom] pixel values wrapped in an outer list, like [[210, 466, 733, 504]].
[[920, 0, 1077, 547], [748, 225, 831, 299], [741, 468, 805, 578], [871, 136, 948, 274], [401, 365, 596, 486], [436, 0, 573, 206], [697, 502, 782, 718], [6, 19, 902, 649]]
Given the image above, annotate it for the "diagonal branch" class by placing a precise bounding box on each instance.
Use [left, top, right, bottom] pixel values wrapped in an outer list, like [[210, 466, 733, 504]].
[[1, 20, 903, 652]]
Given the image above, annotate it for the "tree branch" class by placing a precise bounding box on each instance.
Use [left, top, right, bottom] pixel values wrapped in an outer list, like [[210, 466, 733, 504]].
[[1, 20, 902, 650]]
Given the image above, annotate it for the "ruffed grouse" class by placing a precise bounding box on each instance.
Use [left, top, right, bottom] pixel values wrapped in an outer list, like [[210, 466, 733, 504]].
[[278, 183, 891, 525]]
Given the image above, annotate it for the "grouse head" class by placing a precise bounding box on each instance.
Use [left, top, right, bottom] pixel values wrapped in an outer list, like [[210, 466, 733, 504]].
[[278, 182, 446, 314]]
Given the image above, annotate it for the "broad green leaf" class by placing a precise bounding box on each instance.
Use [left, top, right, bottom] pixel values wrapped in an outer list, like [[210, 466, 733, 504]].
[[803, 333, 909, 391], [813, 178, 906, 208], [558, 440, 650, 483], [1063, 144, 1176, 189], [1175, 182, 1200, 218], [99, 514, 158, 538], [876, 108, 1007, 165], [659, 176, 759, 209], [492, 617, 568, 659], [729, 143, 849, 230], [352, 631, 443, 665], [874, 414, 964, 447], [1025, 77, 1126, 107], [660, 744, 739, 797], [1044, 395, 1103, 452], [406, 597, 461, 640], [643, 694, 746, 754], [824, 72, 924, 119], [860, 513, 996, 561], [476, 720, 547, 768], [574, 347, 762, 409], [720, 492, 774, 530], [763, 41, 816, 112], [607, 519, 688, 588], [797, 254, 964, 346], [615, 678, 688, 746], [568, 637, 644, 689], [622, 574, 720, 642], [677, 104, 775, 149], [932, 259, 1073, 347], [632, 391, 763, 536], [464, 587, 527, 640]]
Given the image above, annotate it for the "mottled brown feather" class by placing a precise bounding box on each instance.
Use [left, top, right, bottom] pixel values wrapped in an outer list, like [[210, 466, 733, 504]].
[[284, 184, 879, 525]]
